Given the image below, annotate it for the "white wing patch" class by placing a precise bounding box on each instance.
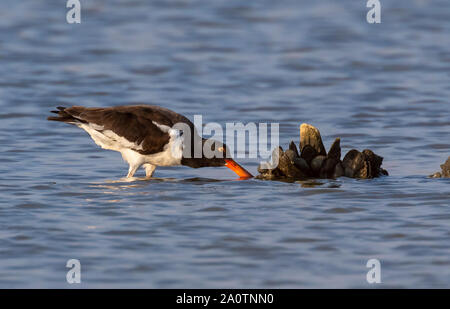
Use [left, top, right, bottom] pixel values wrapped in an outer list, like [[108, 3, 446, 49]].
[[102, 130, 145, 151], [78, 123, 144, 152], [87, 123, 104, 131]]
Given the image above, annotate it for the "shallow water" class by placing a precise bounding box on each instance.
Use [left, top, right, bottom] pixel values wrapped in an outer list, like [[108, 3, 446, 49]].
[[0, 0, 449, 288]]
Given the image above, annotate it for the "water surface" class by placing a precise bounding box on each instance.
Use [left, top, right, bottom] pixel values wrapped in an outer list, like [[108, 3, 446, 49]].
[[0, 0, 449, 288]]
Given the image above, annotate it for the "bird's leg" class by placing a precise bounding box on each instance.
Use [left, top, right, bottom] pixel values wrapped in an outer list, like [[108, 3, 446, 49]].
[[143, 163, 156, 178], [126, 164, 139, 178]]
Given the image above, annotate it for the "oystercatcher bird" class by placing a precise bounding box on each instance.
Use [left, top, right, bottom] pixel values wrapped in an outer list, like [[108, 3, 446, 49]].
[[48, 105, 252, 179]]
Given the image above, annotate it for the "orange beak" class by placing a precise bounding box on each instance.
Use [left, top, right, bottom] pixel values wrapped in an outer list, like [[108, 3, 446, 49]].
[[225, 159, 253, 179]]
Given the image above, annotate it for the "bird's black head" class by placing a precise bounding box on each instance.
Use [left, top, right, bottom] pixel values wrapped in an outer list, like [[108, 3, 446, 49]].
[[180, 138, 252, 178]]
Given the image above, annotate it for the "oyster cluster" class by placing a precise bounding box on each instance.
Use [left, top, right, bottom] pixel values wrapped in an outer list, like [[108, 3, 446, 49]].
[[256, 123, 388, 180], [430, 156, 450, 178]]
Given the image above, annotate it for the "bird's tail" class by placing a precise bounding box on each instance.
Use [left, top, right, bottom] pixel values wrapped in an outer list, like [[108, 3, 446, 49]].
[[47, 106, 79, 124]]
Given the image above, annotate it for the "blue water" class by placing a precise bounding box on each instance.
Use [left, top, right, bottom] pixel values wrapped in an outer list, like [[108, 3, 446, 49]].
[[0, 0, 449, 288]]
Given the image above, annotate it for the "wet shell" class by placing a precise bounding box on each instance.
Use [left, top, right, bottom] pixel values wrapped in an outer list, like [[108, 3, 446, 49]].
[[300, 123, 327, 156]]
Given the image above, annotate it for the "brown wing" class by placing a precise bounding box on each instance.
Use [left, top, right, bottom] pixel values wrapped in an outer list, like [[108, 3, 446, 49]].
[[49, 105, 195, 155]]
